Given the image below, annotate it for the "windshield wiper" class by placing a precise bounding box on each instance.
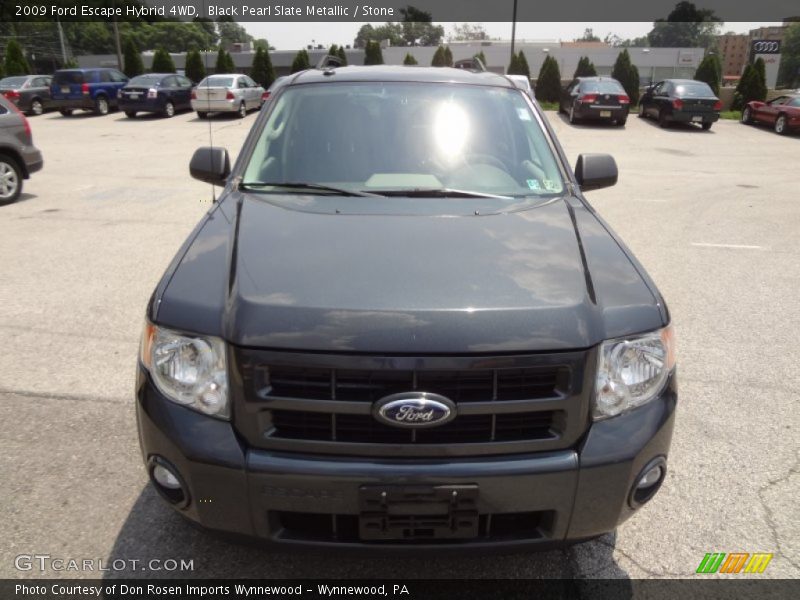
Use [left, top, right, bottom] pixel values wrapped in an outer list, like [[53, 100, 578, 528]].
[[365, 188, 514, 200], [240, 182, 380, 197]]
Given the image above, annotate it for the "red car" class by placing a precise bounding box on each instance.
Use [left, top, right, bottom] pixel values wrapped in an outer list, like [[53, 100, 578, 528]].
[[741, 94, 800, 135]]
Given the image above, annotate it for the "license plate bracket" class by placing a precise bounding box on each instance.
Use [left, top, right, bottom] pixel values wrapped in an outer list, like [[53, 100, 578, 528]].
[[692, 115, 702, 122], [600, 110, 611, 117], [358, 484, 479, 541]]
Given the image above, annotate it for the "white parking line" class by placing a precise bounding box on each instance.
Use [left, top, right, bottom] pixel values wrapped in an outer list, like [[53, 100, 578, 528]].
[[691, 243, 765, 250]]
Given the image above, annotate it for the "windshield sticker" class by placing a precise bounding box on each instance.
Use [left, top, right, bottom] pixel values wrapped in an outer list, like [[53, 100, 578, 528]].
[[543, 179, 559, 192], [526, 179, 541, 190], [517, 108, 532, 121]]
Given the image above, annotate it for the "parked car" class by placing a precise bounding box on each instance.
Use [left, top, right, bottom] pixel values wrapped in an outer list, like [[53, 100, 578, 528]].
[[0, 75, 53, 116], [559, 76, 630, 125], [119, 73, 193, 118], [741, 94, 800, 135], [639, 79, 721, 130], [50, 68, 128, 116], [137, 65, 677, 550], [507, 74, 534, 98], [260, 75, 288, 105], [191, 74, 264, 119], [0, 95, 43, 204]]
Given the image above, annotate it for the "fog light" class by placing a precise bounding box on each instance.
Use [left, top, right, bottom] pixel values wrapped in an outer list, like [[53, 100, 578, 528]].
[[148, 457, 189, 508], [153, 464, 181, 489], [629, 457, 667, 508]]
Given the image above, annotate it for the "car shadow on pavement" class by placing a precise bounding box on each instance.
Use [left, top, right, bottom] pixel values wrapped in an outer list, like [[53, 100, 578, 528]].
[[637, 115, 716, 133], [102, 484, 633, 587]]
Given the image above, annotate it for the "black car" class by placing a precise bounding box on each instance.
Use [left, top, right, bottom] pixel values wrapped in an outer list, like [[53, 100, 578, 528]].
[[119, 73, 194, 118], [639, 79, 721, 130], [559, 77, 630, 126], [137, 66, 676, 551], [0, 75, 53, 116]]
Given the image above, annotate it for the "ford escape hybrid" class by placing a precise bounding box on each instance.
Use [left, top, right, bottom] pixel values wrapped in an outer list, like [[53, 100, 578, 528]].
[[136, 65, 677, 550]]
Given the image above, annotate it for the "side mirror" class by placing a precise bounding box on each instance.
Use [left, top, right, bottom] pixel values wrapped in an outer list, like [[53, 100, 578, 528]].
[[190, 147, 230, 186], [575, 153, 618, 192]]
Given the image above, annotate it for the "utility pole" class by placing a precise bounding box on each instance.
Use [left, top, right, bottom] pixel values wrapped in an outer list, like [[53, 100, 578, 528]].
[[56, 18, 68, 65], [112, 18, 123, 70], [510, 0, 518, 66]]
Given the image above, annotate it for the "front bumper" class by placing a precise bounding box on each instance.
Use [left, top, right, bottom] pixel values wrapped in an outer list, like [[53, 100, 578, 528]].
[[135, 365, 677, 552]]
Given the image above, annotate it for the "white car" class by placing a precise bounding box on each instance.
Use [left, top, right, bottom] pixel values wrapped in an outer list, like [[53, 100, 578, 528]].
[[191, 74, 264, 119]]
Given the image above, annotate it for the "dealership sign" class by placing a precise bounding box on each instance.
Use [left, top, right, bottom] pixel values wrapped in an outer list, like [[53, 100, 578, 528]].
[[751, 40, 781, 55]]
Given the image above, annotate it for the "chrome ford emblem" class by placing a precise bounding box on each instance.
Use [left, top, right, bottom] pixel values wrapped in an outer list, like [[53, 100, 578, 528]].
[[373, 392, 456, 429]]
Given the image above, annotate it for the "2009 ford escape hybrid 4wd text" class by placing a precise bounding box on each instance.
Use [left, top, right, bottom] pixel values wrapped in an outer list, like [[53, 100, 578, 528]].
[[136, 65, 677, 551]]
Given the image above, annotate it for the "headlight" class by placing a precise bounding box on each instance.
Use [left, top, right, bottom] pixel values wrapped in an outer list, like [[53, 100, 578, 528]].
[[140, 323, 229, 419], [594, 325, 676, 420]]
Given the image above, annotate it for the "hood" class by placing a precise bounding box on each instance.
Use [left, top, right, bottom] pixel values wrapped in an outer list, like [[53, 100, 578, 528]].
[[155, 193, 664, 353]]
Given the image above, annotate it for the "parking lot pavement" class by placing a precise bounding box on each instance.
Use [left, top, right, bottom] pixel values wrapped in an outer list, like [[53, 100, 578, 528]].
[[1, 108, 798, 580]]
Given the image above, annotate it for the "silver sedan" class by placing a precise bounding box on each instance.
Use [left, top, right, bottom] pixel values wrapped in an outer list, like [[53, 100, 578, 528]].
[[191, 74, 264, 119]]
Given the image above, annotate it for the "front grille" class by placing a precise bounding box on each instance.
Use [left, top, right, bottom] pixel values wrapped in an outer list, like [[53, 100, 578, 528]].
[[233, 348, 591, 457], [269, 410, 560, 444], [272, 510, 550, 544]]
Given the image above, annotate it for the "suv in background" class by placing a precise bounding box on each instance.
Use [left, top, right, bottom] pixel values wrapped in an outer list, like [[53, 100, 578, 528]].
[[137, 66, 677, 551], [50, 68, 129, 116], [0, 95, 43, 205]]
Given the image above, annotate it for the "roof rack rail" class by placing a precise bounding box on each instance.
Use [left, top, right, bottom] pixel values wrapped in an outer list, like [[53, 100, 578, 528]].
[[315, 55, 344, 70], [453, 57, 487, 73]]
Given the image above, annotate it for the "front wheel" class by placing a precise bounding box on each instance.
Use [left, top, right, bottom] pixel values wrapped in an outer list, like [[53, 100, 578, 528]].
[[29, 99, 44, 116], [741, 107, 753, 124], [163, 101, 175, 118], [774, 115, 788, 135], [94, 95, 109, 116], [0, 156, 23, 205], [238, 102, 247, 119]]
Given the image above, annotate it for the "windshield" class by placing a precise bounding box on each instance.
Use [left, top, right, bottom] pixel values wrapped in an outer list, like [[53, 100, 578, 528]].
[[675, 82, 714, 97], [199, 76, 234, 88], [243, 82, 565, 198], [582, 81, 625, 94], [0, 77, 28, 89], [128, 75, 164, 87]]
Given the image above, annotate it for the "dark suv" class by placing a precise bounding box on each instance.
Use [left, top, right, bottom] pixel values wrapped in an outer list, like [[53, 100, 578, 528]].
[[136, 66, 677, 551], [50, 68, 128, 116]]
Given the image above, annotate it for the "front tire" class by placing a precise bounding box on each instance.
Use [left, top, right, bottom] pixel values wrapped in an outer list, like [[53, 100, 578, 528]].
[[238, 102, 247, 119], [0, 155, 23, 205], [163, 101, 175, 118], [29, 99, 44, 116], [94, 95, 109, 116], [774, 114, 788, 135], [741, 107, 753, 124]]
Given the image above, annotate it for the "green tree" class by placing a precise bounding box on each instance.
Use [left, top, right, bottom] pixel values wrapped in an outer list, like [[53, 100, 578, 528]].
[[516, 51, 531, 78], [444, 46, 453, 67], [0, 62, 4, 79], [647, 1, 721, 48], [122, 39, 144, 78], [612, 49, 640, 105], [400, 6, 444, 46], [733, 63, 767, 109], [337, 46, 347, 65], [185, 49, 206, 84], [577, 28, 601, 42], [403, 53, 418, 65], [431, 46, 447, 67], [251, 46, 275, 88], [535, 56, 562, 103], [328, 44, 339, 58], [290, 49, 310, 73], [4, 39, 31, 76], [217, 17, 253, 47], [752, 57, 768, 100], [364, 41, 384, 65], [777, 22, 800, 88], [215, 48, 235, 73], [694, 54, 721, 95], [151, 48, 175, 73], [573, 56, 598, 78]]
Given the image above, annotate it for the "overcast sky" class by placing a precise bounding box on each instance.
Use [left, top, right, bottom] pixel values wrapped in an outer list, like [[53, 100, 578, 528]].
[[244, 22, 781, 51]]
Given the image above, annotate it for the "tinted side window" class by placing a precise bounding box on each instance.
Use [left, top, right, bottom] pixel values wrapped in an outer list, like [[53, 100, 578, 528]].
[[178, 76, 192, 87], [99, 71, 112, 83], [163, 76, 177, 87], [245, 76, 257, 87], [111, 70, 128, 83]]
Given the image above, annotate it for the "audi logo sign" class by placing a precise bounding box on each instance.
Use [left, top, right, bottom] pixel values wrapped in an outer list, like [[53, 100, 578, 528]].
[[751, 40, 781, 54]]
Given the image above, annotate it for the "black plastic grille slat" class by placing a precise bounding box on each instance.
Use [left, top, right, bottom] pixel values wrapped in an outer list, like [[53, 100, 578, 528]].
[[261, 366, 560, 403], [270, 411, 557, 444]]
